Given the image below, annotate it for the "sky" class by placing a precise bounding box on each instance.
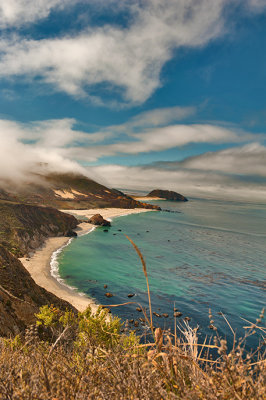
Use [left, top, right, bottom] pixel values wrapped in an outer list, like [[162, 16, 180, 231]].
[[0, 0, 266, 201]]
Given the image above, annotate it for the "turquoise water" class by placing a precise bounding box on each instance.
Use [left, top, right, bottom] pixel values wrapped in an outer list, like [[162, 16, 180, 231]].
[[58, 198, 266, 346]]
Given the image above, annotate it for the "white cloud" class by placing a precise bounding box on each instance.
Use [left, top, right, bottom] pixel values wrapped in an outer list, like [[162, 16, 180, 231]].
[[247, 0, 266, 11], [0, 0, 73, 28], [127, 106, 196, 129], [180, 143, 266, 176], [62, 124, 257, 162], [0, 0, 227, 104], [0, 1, 265, 105]]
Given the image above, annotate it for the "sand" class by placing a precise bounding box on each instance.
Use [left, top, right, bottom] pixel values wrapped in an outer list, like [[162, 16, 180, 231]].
[[132, 196, 165, 201], [20, 208, 153, 312]]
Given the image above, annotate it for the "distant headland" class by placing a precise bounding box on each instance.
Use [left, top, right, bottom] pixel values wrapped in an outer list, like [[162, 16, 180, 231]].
[[133, 189, 188, 202]]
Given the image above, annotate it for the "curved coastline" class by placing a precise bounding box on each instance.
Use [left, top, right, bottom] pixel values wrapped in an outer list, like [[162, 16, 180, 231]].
[[50, 226, 96, 295], [20, 208, 153, 312]]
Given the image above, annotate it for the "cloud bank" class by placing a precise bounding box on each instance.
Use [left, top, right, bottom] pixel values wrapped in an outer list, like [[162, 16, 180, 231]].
[[89, 143, 266, 202]]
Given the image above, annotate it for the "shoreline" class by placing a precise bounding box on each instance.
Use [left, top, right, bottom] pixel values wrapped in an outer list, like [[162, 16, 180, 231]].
[[20, 208, 153, 312]]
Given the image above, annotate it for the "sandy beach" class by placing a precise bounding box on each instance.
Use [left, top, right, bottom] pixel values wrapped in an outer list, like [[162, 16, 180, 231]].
[[132, 196, 165, 201], [20, 208, 153, 312]]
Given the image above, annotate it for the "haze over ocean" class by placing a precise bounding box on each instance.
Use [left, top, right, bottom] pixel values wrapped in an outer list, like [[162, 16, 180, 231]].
[[58, 198, 266, 347]]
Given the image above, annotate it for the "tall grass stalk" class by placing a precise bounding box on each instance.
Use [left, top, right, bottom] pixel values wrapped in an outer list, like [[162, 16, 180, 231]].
[[125, 235, 153, 332]]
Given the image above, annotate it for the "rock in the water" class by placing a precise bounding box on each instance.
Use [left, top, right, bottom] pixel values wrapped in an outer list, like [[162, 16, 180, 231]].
[[128, 293, 135, 298], [103, 229, 109, 232], [105, 292, 113, 298], [104, 284, 108, 289], [153, 312, 161, 318], [89, 214, 111, 227], [174, 312, 183, 318]]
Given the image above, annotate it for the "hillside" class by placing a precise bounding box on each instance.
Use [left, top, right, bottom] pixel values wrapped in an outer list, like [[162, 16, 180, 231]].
[[0, 172, 161, 210], [0, 244, 76, 336], [0, 201, 78, 257], [0, 201, 79, 336]]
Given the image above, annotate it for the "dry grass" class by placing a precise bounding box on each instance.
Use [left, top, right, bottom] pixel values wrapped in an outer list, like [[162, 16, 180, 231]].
[[0, 311, 265, 400]]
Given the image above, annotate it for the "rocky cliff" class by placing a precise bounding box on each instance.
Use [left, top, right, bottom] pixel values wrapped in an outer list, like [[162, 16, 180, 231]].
[[0, 202, 78, 257], [0, 245, 76, 336]]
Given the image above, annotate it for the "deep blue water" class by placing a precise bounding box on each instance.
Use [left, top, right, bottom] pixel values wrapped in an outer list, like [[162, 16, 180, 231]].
[[57, 198, 266, 347]]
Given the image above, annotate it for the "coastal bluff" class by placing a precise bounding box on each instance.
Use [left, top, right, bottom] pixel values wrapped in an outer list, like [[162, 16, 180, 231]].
[[0, 244, 76, 336]]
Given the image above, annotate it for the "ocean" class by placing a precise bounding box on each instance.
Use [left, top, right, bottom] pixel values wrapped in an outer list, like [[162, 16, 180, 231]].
[[56, 198, 266, 347]]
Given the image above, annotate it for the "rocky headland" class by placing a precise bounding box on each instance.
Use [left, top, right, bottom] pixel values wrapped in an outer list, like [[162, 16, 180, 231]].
[[147, 189, 188, 201]]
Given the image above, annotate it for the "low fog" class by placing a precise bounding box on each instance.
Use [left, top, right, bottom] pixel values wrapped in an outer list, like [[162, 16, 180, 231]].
[[0, 119, 86, 188]]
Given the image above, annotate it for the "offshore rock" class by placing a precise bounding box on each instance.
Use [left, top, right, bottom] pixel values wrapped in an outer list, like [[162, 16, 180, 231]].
[[89, 214, 111, 227], [105, 292, 113, 298], [174, 312, 183, 318]]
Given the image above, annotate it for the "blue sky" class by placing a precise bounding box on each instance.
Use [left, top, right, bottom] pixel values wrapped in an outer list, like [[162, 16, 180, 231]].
[[0, 0, 266, 200]]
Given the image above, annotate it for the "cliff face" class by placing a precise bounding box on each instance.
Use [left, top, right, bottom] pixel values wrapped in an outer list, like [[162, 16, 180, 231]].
[[0, 245, 76, 336], [0, 202, 78, 257], [0, 172, 161, 210], [148, 189, 188, 202]]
